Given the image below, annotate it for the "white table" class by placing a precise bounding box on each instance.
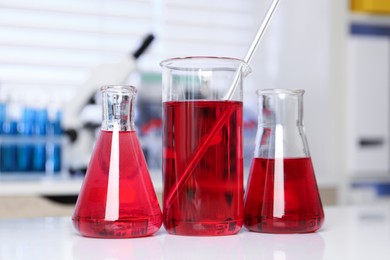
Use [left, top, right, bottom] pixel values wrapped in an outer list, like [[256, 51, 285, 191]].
[[0, 205, 389, 260]]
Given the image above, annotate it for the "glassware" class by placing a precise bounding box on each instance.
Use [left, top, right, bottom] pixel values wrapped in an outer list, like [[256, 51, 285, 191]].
[[17, 107, 34, 172], [160, 57, 251, 236], [0, 105, 18, 172], [244, 89, 324, 233], [33, 107, 47, 172], [72, 85, 162, 238]]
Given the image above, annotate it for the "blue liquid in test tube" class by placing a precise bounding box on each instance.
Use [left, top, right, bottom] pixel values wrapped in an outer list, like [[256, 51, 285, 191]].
[[33, 108, 47, 172], [17, 107, 34, 172]]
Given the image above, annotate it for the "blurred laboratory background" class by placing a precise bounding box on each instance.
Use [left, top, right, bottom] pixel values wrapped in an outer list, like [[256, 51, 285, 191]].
[[0, 0, 389, 218]]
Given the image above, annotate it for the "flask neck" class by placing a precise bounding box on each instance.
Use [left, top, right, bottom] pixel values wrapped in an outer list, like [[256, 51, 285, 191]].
[[255, 89, 309, 159], [101, 86, 137, 131], [257, 89, 304, 127]]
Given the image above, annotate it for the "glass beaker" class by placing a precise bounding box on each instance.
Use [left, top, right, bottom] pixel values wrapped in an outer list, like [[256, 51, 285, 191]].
[[72, 85, 162, 238], [244, 89, 324, 233], [160, 56, 251, 236]]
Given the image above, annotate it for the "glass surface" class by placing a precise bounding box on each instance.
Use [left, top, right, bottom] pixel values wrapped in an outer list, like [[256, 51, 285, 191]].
[[72, 85, 162, 238], [161, 57, 250, 236], [244, 89, 324, 233]]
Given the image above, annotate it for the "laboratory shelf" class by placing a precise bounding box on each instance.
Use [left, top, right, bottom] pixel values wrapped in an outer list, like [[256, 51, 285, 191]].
[[0, 176, 83, 196], [0, 169, 338, 197], [0, 170, 163, 196]]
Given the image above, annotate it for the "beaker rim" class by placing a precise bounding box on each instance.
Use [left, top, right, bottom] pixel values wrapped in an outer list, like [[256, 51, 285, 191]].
[[160, 56, 251, 75], [101, 85, 138, 94], [257, 88, 305, 96]]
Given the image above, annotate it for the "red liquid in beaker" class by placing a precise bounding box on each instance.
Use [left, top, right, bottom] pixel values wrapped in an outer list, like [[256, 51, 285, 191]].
[[72, 130, 162, 238], [244, 157, 324, 233], [163, 100, 244, 236]]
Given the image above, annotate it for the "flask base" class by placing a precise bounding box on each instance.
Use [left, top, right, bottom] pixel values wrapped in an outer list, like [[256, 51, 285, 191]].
[[244, 216, 324, 234], [72, 215, 162, 238]]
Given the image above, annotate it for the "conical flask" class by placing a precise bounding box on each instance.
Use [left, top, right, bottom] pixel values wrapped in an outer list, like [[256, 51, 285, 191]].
[[72, 85, 162, 238], [244, 89, 324, 233]]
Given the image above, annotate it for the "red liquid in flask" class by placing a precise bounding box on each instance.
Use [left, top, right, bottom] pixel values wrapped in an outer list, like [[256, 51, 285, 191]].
[[163, 100, 244, 236], [244, 157, 324, 233], [72, 130, 162, 238]]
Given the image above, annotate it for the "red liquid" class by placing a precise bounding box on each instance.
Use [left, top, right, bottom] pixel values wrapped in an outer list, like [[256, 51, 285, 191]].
[[72, 130, 162, 238], [163, 100, 244, 236], [244, 157, 324, 233]]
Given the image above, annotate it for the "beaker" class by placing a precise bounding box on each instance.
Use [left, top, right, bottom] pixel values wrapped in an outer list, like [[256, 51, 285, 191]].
[[244, 89, 324, 233], [160, 57, 251, 236], [72, 85, 162, 238]]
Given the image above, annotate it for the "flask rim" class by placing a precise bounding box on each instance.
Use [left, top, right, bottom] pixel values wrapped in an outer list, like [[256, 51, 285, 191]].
[[257, 88, 305, 96], [101, 85, 137, 94]]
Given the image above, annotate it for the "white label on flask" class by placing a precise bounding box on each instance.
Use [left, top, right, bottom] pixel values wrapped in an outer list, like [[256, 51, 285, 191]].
[[273, 124, 285, 218], [105, 122, 120, 221]]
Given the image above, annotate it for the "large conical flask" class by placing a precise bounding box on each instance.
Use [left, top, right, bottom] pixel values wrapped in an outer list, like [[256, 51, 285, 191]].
[[72, 85, 162, 238], [244, 89, 324, 233]]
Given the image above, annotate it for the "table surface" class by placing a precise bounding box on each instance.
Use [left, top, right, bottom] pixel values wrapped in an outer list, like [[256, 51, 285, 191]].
[[0, 205, 389, 260]]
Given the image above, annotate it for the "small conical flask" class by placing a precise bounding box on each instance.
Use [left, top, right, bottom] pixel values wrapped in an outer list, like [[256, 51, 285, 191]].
[[72, 85, 162, 238], [244, 89, 324, 233]]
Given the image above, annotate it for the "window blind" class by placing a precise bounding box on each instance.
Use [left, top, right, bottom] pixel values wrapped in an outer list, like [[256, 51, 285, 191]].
[[0, 0, 256, 101]]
